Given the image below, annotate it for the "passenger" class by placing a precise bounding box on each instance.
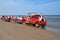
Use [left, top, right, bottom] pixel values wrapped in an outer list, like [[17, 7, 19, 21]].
[[22, 16, 26, 24], [8, 16, 11, 22], [3, 16, 5, 22], [17, 16, 22, 24], [19, 16, 22, 21], [17, 16, 20, 23], [12, 16, 14, 22], [6, 16, 8, 22], [25, 16, 30, 24], [2, 16, 5, 20], [14, 16, 17, 23]]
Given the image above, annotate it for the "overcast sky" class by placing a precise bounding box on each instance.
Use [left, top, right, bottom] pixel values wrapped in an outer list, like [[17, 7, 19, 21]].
[[0, 0, 60, 15]]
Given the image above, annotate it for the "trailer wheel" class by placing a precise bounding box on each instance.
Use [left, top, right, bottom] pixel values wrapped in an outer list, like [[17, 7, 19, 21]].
[[33, 24, 35, 26], [35, 23, 39, 28]]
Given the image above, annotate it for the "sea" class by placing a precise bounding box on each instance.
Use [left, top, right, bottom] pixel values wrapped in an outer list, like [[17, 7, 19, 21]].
[[45, 15, 60, 25], [45, 15, 60, 35]]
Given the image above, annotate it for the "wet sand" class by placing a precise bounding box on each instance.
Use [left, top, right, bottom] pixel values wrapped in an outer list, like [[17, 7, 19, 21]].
[[0, 20, 60, 40]]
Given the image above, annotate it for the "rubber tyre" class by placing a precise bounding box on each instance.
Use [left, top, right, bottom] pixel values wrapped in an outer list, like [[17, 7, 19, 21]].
[[20, 22, 23, 24], [33, 24, 35, 26], [35, 23, 39, 28]]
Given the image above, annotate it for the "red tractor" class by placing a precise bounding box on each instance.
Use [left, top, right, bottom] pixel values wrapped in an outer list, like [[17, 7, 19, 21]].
[[29, 14, 47, 28]]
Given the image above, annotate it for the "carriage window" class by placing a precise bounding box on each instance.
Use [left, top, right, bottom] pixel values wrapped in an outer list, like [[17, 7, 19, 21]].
[[30, 16, 33, 18]]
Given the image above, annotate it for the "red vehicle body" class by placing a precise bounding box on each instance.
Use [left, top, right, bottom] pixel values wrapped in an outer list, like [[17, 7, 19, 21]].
[[29, 14, 47, 28], [22, 18, 26, 23]]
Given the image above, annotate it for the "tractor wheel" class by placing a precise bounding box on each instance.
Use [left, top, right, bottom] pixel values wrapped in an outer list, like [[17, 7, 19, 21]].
[[35, 23, 39, 28]]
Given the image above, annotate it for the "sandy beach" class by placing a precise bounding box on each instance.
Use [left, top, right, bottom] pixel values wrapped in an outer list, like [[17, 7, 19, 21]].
[[0, 20, 60, 40]]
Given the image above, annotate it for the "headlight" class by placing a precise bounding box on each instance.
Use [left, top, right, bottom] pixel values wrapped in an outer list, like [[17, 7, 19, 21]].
[[39, 18, 45, 21]]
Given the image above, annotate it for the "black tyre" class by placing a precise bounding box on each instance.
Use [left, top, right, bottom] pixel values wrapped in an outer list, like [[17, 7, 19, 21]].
[[35, 23, 39, 28], [17, 22, 22, 24], [20, 22, 22, 24], [33, 24, 35, 26]]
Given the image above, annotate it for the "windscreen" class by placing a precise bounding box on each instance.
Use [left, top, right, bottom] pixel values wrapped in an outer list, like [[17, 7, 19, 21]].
[[34, 15, 41, 18]]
